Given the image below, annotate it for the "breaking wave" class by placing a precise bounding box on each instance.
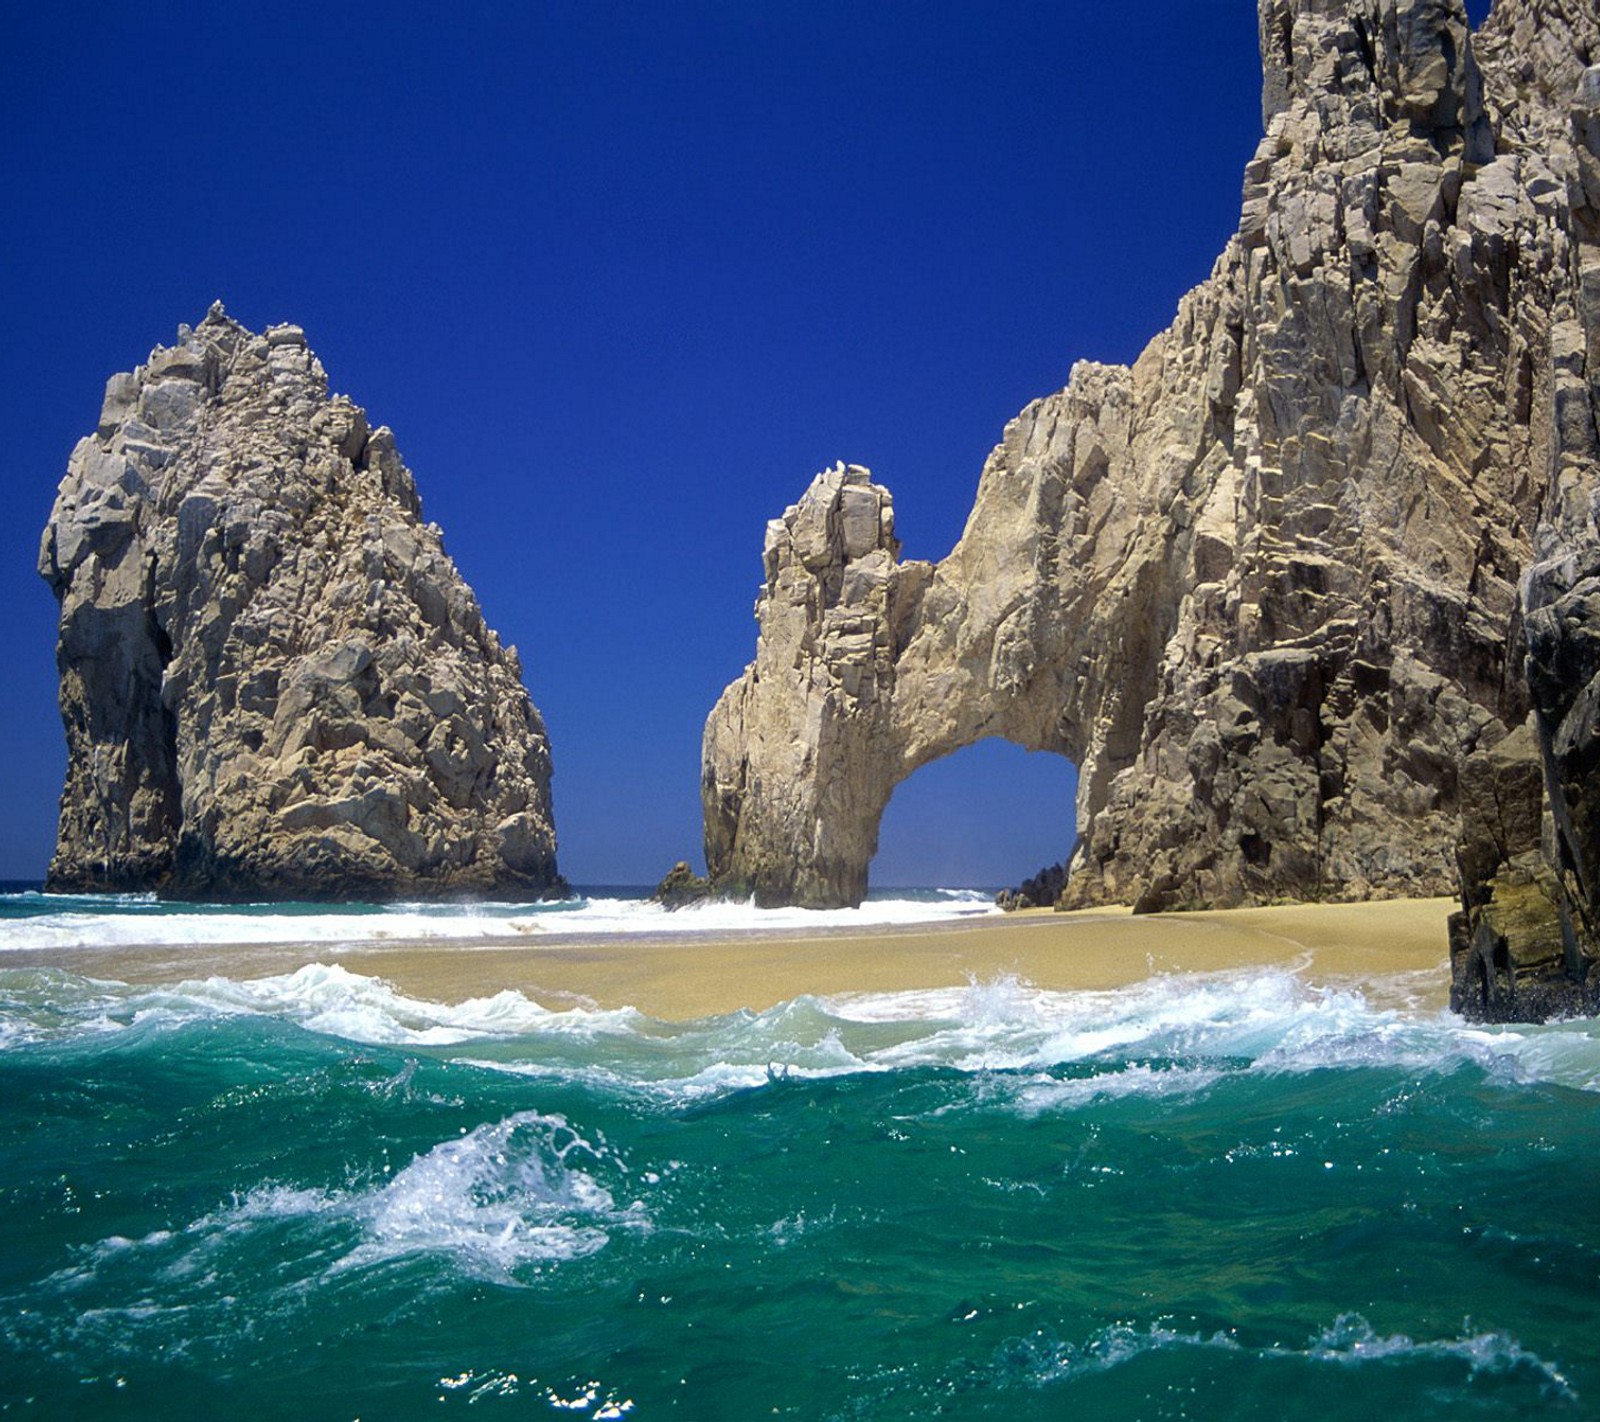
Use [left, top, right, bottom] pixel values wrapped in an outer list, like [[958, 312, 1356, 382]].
[[7, 962, 1600, 1102], [43, 1111, 642, 1296]]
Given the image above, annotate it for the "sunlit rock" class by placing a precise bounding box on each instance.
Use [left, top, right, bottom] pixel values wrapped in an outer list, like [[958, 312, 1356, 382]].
[[40, 305, 565, 901], [703, 0, 1600, 1006]]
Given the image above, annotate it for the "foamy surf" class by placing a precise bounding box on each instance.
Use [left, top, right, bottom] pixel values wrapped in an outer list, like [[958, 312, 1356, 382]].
[[8, 962, 1600, 1102], [5, 957, 1596, 1420], [0, 886, 997, 951]]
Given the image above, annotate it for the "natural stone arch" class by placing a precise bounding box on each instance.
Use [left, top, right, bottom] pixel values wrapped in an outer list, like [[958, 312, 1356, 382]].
[[701, 416, 1186, 909], [701, 0, 1594, 912]]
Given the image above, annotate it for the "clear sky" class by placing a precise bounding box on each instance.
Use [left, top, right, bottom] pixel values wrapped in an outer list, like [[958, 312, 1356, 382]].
[[2, 0, 1277, 889]]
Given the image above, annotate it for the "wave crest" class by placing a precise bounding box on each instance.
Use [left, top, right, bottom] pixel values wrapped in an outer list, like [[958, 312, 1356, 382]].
[[9, 963, 1600, 1102], [988, 1313, 1576, 1400]]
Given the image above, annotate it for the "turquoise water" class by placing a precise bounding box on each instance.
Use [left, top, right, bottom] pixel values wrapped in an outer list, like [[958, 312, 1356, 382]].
[[3, 909, 1599, 1418]]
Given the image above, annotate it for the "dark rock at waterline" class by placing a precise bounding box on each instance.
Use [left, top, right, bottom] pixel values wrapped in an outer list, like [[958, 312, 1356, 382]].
[[996, 862, 1068, 913], [654, 861, 714, 909]]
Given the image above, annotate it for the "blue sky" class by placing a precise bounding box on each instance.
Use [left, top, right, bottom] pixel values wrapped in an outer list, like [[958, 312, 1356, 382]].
[[1, 1, 1271, 888]]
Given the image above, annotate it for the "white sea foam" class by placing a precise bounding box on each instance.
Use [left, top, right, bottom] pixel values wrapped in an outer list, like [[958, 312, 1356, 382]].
[[993, 1313, 1575, 1399], [55, 1112, 643, 1294], [827, 969, 1600, 1097], [156, 962, 648, 1046], [10, 960, 1600, 1103], [338, 1111, 646, 1281], [0, 962, 645, 1048], [435, 1370, 636, 1417], [0, 887, 997, 952]]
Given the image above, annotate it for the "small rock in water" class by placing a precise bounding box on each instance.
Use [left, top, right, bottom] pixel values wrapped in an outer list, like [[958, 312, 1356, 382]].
[[653, 861, 713, 910]]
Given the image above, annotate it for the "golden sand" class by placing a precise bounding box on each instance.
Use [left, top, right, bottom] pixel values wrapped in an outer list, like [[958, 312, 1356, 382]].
[[12, 896, 1456, 1020]]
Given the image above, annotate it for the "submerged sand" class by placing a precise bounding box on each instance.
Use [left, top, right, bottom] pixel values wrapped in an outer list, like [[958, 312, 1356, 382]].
[[12, 897, 1456, 1020]]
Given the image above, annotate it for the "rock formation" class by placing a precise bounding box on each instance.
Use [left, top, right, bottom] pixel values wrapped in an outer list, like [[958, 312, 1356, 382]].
[[703, 0, 1600, 971], [653, 860, 714, 909], [995, 862, 1070, 914], [1451, 22, 1600, 1020], [40, 305, 565, 901]]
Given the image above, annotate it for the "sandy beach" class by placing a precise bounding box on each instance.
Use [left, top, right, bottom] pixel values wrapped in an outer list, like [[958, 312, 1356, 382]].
[[10, 896, 1457, 1019]]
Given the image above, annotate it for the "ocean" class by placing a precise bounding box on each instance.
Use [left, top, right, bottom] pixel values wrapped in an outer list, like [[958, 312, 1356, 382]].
[[2, 887, 1597, 1419]]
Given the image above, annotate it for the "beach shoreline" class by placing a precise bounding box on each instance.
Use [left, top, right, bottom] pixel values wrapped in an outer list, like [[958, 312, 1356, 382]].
[[5, 896, 1458, 1020]]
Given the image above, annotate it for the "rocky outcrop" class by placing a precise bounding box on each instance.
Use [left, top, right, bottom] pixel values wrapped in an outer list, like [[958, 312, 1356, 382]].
[[996, 861, 1069, 913], [40, 305, 565, 901], [1447, 723, 1589, 1020], [653, 861, 714, 909], [703, 0, 1600, 938]]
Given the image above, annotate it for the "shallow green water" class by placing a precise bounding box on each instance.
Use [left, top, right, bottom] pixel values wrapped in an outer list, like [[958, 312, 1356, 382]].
[[2, 963, 1597, 1419]]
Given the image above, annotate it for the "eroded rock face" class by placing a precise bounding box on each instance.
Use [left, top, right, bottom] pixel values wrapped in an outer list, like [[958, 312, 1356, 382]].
[[704, 0, 1600, 933], [1452, 17, 1600, 1019], [40, 305, 565, 901]]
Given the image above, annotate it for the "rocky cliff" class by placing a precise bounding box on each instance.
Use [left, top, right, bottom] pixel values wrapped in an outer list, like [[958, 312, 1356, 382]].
[[40, 305, 564, 901], [703, 0, 1600, 958], [1451, 11, 1600, 1020]]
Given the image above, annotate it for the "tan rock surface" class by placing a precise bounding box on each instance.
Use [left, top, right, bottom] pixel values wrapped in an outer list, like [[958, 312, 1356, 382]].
[[704, 0, 1599, 931], [40, 306, 564, 901]]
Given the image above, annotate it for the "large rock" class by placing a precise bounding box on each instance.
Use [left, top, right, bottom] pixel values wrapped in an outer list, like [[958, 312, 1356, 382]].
[[703, 0, 1600, 948], [1453, 17, 1600, 1019], [39, 305, 565, 901]]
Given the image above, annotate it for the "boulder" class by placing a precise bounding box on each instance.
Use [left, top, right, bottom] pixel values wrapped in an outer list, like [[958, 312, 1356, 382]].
[[653, 860, 714, 909], [996, 862, 1069, 913]]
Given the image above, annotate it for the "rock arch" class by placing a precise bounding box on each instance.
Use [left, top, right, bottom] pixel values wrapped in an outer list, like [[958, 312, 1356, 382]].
[[702, 0, 1600, 913], [702, 433, 1166, 909]]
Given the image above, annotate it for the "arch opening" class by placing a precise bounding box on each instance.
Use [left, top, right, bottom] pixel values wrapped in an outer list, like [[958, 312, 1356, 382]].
[[871, 738, 1078, 892]]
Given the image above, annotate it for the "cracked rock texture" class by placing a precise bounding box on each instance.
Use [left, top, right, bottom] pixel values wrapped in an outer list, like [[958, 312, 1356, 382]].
[[1453, 6, 1600, 1020], [704, 0, 1600, 952], [40, 305, 564, 901]]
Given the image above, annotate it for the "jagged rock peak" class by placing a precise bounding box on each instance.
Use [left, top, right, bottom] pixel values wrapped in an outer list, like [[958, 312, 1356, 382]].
[[702, 0, 1599, 947], [40, 305, 565, 902]]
